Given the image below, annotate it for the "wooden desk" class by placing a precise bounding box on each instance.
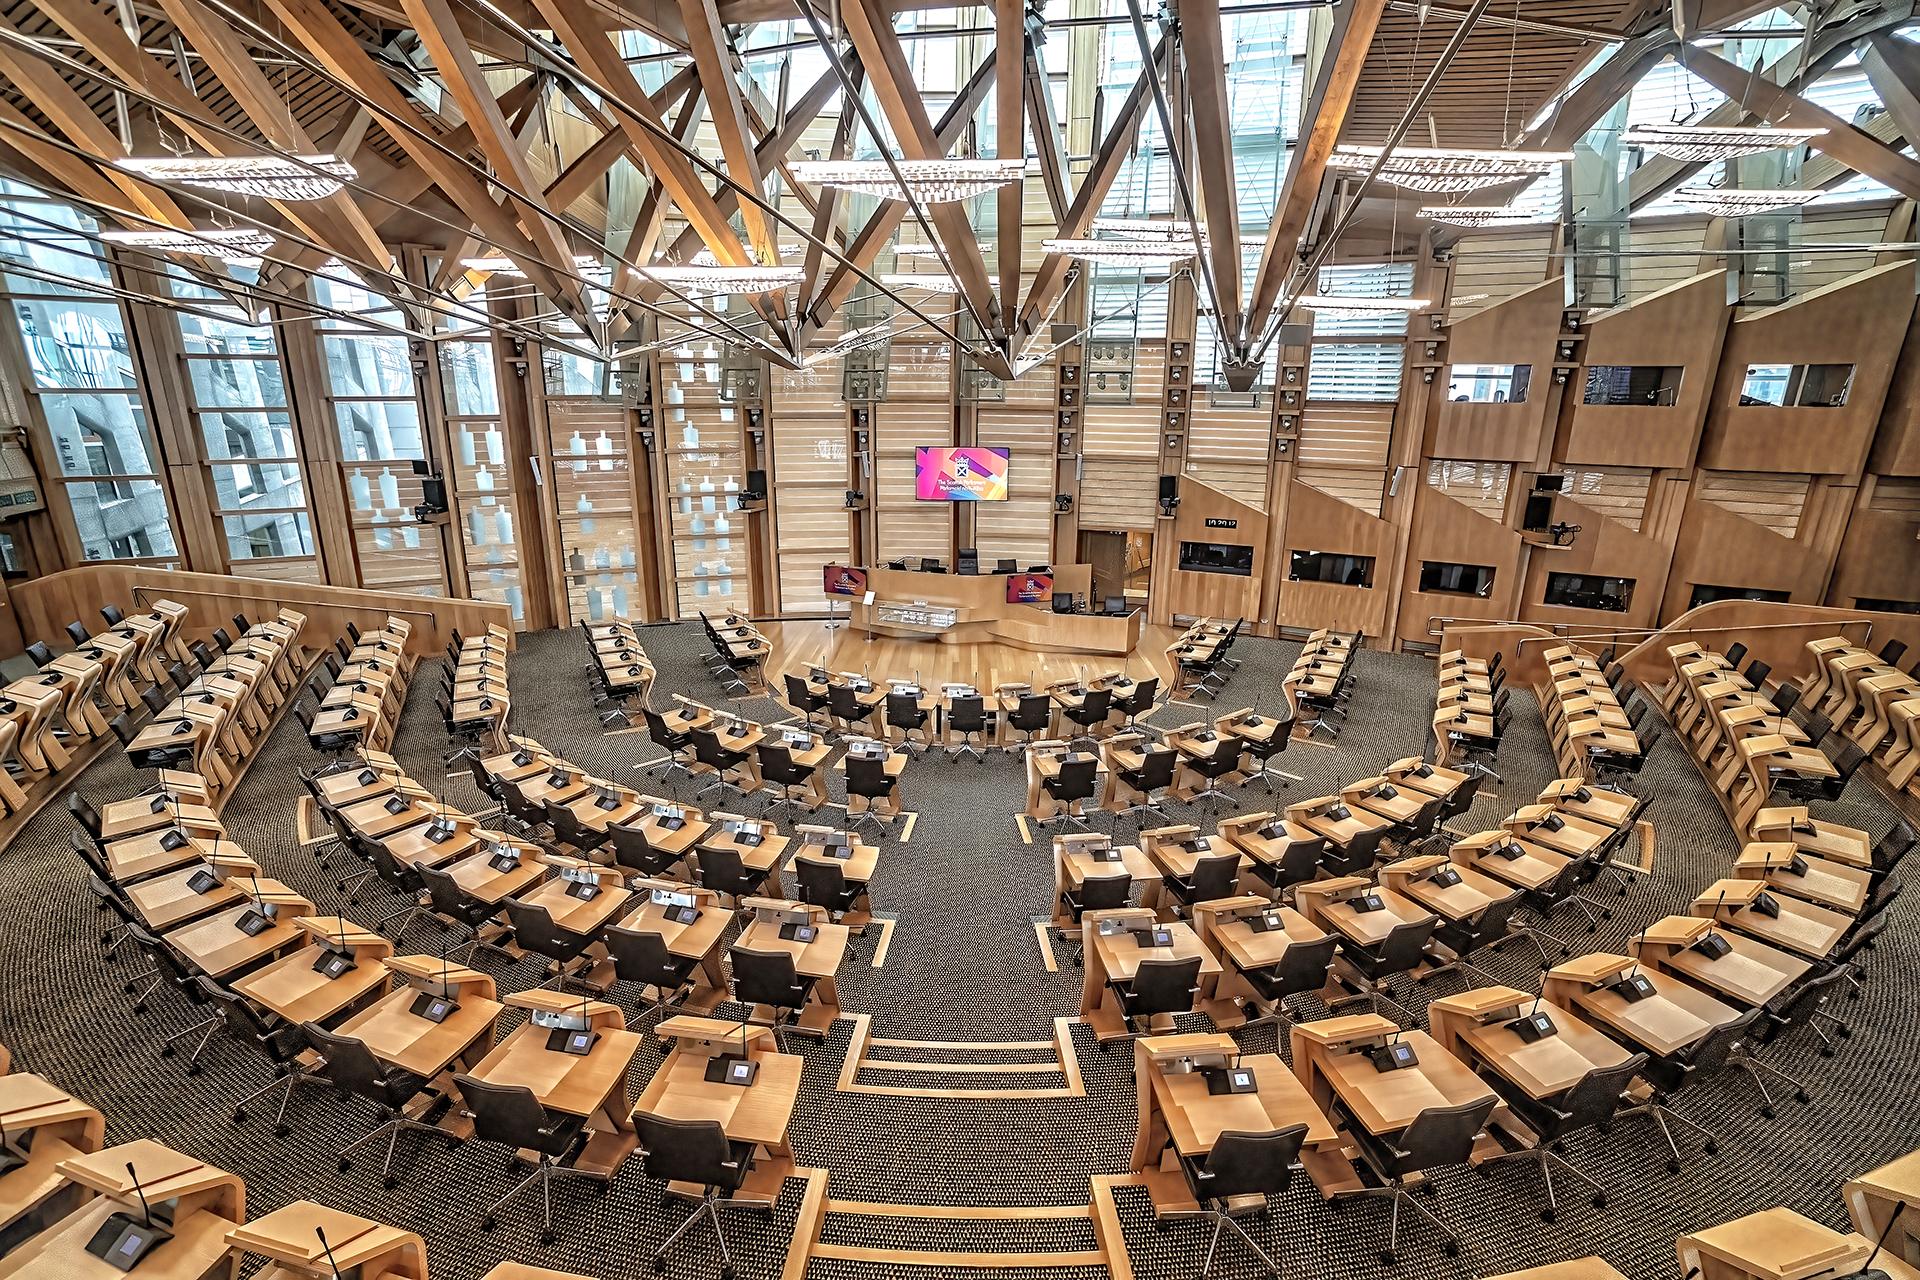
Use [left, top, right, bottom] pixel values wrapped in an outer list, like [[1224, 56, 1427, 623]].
[[1291, 1015, 1497, 1138], [835, 746, 907, 817], [467, 991, 642, 1139], [1544, 953, 1738, 1057], [226, 1201, 428, 1280], [0, 1074, 104, 1240], [442, 842, 548, 906], [733, 907, 848, 1035], [2, 1141, 243, 1280], [163, 883, 313, 979], [1428, 986, 1635, 1100], [231, 917, 393, 1027], [1486, 1262, 1630, 1280], [634, 1020, 801, 1157], [1750, 807, 1875, 869], [1191, 897, 1330, 1027], [335, 956, 502, 1080], [1691, 878, 1853, 961], [1448, 830, 1571, 895], [1380, 856, 1509, 924], [336, 793, 433, 842], [1050, 835, 1160, 926], [1732, 844, 1871, 915], [618, 888, 733, 1010], [1288, 800, 1395, 851], [104, 829, 210, 883], [1629, 915, 1813, 1009], [123, 855, 257, 932], [695, 819, 791, 898], [1845, 1148, 1920, 1259], [1080, 911, 1222, 1042], [514, 869, 633, 936], [1296, 879, 1437, 950], [615, 806, 712, 866], [1677, 1207, 1900, 1280], [1129, 1031, 1342, 1212]]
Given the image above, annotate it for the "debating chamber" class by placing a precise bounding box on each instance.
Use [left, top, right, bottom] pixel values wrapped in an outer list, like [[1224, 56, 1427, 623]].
[[0, 0, 1918, 1276]]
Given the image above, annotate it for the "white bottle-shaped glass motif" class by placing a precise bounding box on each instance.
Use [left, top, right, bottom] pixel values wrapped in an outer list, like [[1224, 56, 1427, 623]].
[[457, 427, 476, 467], [576, 492, 595, 535], [349, 470, 371, 512], [595, 431, 614, 471], [612, 585, 628, 616], [401, 525, 419, 549], [377, 466, 398, 510], [496, 508, 513, 545], [475, 466, 494, 493], [568, 430, 587, 474], [485, 425, 503, 464], [468, 508, 488, 546]]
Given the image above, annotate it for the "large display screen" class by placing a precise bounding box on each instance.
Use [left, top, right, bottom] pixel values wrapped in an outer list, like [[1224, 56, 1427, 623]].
[[822, 564, 869, 597], [1006, 572, 1054, 604], [915, 447, 1010, 502]]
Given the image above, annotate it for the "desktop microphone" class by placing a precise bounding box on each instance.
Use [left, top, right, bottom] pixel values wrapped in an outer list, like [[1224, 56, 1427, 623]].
[[316, 1227, 346, 1280], [84, 1161, 173, 1269]]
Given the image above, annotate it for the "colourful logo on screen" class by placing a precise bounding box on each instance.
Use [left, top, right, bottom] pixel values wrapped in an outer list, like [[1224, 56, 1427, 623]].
[[1007, 573, 1053, 604], [916, 447, 1009, 501], [823, 565, 868, 597]]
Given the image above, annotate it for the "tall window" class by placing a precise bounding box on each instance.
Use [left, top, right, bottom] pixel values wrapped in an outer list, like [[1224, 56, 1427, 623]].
[[315, 270, 447, 594], [442, 320, 526, 625], [770, 344, 851, 614], [170, 272, 317, 581], [0, 182, 177, 562]]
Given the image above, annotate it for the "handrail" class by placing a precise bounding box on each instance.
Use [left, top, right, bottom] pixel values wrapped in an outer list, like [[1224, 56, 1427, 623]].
[[1427, 613, 1877, 647], [129, 583, 445, 626]]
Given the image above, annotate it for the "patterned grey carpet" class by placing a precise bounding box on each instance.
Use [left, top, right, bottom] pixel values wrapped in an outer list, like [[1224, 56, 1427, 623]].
[[0, 621, 1912, 1280]]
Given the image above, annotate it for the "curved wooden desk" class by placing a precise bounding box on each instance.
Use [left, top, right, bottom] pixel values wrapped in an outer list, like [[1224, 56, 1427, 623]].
[[847, 566, 1141, 655]]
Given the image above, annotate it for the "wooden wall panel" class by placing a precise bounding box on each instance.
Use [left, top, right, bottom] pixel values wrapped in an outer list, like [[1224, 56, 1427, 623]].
[[1160, 478, 1267, 623], [1660, 496, 1830, 620], [1827, 478, 1920, 612], [1699, 260, 1917, 476], [1276, 479, 1393, 638], [1446, 230, 1557, 319], [1517, 493, 1674, 632], [1562, 270, 1732, 468], [1396, 484, 1525, 647], [1433, 281, 1566, 462], [1870, 312, 1920, 478], [1693, 471, 1812, 538]]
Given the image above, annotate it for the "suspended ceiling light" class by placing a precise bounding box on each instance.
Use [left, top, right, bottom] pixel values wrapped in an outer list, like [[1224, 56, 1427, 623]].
[[119, 154, 356, 200], [879, 272, 961, 293], [460, 253, 604, 276], [789, 158, 1026, 203], [1329, 145, 1571, 194], [802, 320, 897, 367], [1621, 123, 1826, 162], [1041, 237, 1197, 267], [102, 227, 277, 259], [1297, 294, 1431, 318], [1669, 186, 1821, 216], [640, 248, 803, 295], [1419, 205, 1548, 228], [1090, 216, 1206, 240]]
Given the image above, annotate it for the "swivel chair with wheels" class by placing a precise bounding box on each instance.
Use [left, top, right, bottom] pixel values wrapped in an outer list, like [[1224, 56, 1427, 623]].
[[1039, 756, 1099, 833], [301, 1024, 446, 1189], [729, 946, 820, 1049], [1477, 1052, 1645, 1220], [1615, 1007, 1762, 1172], [453, 1075, 599, 1244], [1338, 1097, 1497, 1264], [633, 1113, 763, 1280], [1176, 1125, 1307, 1278], [1058, 874, 1132, 965], [946, 695, 992, 761], [1107, 955, 1202, 1041], [1004, 693, 1053, 755], [1239, 934, 1339, 1031], [603, 924, 702, 1019]]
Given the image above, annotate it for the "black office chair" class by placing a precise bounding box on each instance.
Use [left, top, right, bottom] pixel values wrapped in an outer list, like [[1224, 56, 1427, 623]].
[[498, 778, 552, 838], [81, 860, 141, 963], [1112, 676, 1160, 731], [546, 803, 608, 858], [302, 1024, 445, 1188], [607, 823, 686, 881], [696, 844, 774, 905], [1240, 718, 1303, 793], [414, 861, 507, 963], [202, 977, 325, 1138], [629, 709, 691, 787], [1617, 1007, 1763, 1172], [1774, 738, 1868, 805], [844, 751, 900, 837], [1058, 873, 1133, 965], [1108, 955, 1203, 1041], [884, 692, 932, 752], [1240, 934, 1339, 1032], [1426, 889, 1525, 987], [1039, 756, 1099, 833], [360, 840, 432, 942], [1062, 688, 1113, 743], [1247, 833, 1325, 900], [453, 1075, 598, 1244], [1478, 1052, 1646, 1220], [1319, 827, 1385, 879], [1329, 915, 1438, 1025], [1832, 903, 1892, 999], [828, 683, 879, 737], [1004, 693, 1053, 755], [946, 695, 991, 761], [784, 674, 832, 734], [690, 728, 753, 804], [503, 899, 599, 992], [1176, 1125, 1307, 1278], [1340, 1097, 1497, 1263], [633, 1113, 762, 1280], [22, 640, 54, 670], [603, 924, 702, 1019], [1723, 642, 1749, 670], [1184, 748, 1240, 814], [1113, 748, 1179, 829], [66, 791, 105, 845], [101, 604, 126, 627], [756, 743, 819, 821], [794, 856, 863, 921], [1870, 820, 1914, 875], [1729, 964, 1852, 1116], [729, 947, 819, 1049], [1162, 851, 1242, 916]]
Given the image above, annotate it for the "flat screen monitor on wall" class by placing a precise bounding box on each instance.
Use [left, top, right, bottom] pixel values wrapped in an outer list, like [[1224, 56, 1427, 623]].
[[915, 447, 1010, 501]]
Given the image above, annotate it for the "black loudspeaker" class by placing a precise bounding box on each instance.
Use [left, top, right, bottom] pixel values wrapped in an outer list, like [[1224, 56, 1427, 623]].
[[1158, 474, 1179, 502], [743, 469, 767, 500], [416, 476, 447, 516]]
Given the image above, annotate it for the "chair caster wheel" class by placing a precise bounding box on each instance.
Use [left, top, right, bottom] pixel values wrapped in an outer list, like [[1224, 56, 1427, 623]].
[[1761, 1104, 1776, 1119], [1561, 947, 1573, 957], [1540, 1207, 1556, 1223], [1836, 1026, 1852, 1039], [540, 1231, 556, 1246], [1820, 1047, 1835, 1058], [336, 882, 347, 892], [1703, 1139, 1719, 1155], [1099, 1043, 1111, 1054], [1380, 1250, 1397, 1266], [447, 1137, 463, 1151], [1601, 908, 1614, 919], [339, 1158, 352, 1173], [720, 1267, 734, 1280], [160, 1045, 175, 1058], [384, 1176, 399, 1190], [1667, 1158, 1682, 1174], [232, 1109, 246, 1124], [481, 1217, 497, 1232], [1445, 1240, 1461, 1256], [1591, 1192, 1608, 1209], [1585, 925, 1598, 934], [185, 1063, 201, 1076], [652, 1258, 666, 1273], [131, 1001, 147, 1014], [1475, 1165, 1491, 1178], [273, 1124, 290, 1139]]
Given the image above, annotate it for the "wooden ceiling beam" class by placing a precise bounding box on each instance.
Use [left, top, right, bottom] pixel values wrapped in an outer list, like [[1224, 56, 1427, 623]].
[[996, 0, 1027, 310], [838, 0, 1004, 345], [375, 75, 544, 223], [402, 0, 601, 338], [800, 84, 861, 327], [1013, 34, 1172, 344], [1023, 37, 1070, 227], [676, 0, 775, 261], [1861, 31, 1920, 149], [1247, 0, 1387, 333], [1176, 0, 1244, 342]]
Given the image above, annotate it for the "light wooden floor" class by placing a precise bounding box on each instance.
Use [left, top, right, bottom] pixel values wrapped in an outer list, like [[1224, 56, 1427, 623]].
[[759, 619, 1185, 692]]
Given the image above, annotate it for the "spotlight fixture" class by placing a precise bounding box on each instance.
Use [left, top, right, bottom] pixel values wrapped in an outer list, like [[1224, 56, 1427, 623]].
[[1419, 205, 1548, 228], [1621, 123, 1826, 162], [1040, 237, 1198, 267], [789, 158, 1026, 203], [120, 153, 356, 200], [1669, 187, 1821, 216], [102, 227, 276, 259], [1328, 145, 1570, 193]]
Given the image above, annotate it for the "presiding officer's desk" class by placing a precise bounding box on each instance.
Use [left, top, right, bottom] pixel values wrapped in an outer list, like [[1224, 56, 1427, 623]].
[[0, 1140, 243, 1280], [1129, 1031, 1344, 1215], [0, 1074, 105, 1247], [227, 1200, 428, 1280], [849, 565, 1141, 656], [634, 1016, 803, 1205], [1678, 1206, 1920, 1280]]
